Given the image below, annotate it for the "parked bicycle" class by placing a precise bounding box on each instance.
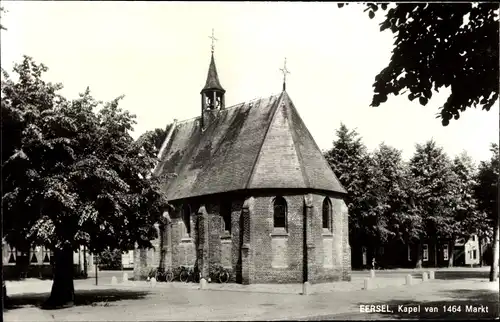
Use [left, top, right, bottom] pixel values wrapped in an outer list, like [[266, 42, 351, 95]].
[[209, 264, 230, 284], [155, 267, 174, 282], [179, 265, 199, 283]]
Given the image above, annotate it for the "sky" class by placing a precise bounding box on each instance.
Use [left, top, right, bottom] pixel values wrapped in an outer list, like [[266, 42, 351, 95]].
[[1, 1, 498, 163]]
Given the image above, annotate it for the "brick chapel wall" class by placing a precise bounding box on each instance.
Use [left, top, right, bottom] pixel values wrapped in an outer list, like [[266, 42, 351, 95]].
[[133, 191, 351, 284], [168, 197, 243, 283], [249, 192, 351, 284], [250, 194, 303, 283]]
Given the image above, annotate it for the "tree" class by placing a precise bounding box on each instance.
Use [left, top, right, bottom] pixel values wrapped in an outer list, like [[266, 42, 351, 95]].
[[338, 3, 499, 126], [447, 152, 485, 267], [475, 144, 499, 281], [1, 56, 171, 308], [324, 124, 383, 259], [371, 144, 421, 249], [97, 248, 123, 270], [408, 140, 457, 268]]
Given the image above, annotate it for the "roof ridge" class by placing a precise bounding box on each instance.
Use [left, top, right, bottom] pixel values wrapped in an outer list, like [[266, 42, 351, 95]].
[[171, 93, 282, 125], [285, 94, 311, 188], [244, 92, 284, 189]]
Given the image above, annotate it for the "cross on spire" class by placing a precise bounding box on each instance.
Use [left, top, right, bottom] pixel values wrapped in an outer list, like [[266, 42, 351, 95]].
[[209, 28, 218, 54], [280, 57, 290, 91]]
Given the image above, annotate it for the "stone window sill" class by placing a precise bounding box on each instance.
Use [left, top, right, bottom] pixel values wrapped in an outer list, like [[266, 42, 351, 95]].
[[221, 233, 232, 243], [322, 229, 333, 237], [181, 237, 193, 243], [271, 230, 289, 238]]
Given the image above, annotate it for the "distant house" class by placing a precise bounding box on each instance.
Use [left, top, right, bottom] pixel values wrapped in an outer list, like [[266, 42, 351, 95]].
[[454, 234, 480, 266], [122, 250, 134, 269], [2, 239, 94, 279], [352, 233, 485, 269]]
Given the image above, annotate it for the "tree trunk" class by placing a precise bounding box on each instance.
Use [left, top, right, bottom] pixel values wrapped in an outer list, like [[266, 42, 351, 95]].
[[478, 237, 483, 267], [490, 221, 499, 282], [448, 239, 455, 268], [83, 246, 88, 276], [416, 243, 422, 269], [158, 224, 166, 271], [43, 248, 75, 309], [2, 281, 8, 307], [433, 240, 438, 268]]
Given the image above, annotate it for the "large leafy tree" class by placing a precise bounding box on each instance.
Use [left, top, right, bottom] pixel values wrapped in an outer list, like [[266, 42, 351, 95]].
[[447, 152, 485, 267], [370, 144, 421, 249], [339, 3, 499, 125], [475, 144, 499, 282], [408, 140, 457, 267], [1, 56, 170, 308], [324, 124, 383, 256]]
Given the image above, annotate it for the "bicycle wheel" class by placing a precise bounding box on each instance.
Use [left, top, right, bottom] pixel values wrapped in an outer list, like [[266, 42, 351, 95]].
[[218, 270, 230, 284], [165, 271, 174, 282], [180, 270, 189, 283]]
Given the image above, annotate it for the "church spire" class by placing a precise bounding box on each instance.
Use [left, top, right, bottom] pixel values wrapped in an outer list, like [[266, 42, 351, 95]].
[[201, 29, 225, 129]]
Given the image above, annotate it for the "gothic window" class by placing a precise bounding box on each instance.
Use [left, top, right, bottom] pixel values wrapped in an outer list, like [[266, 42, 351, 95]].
[[182, 204, 191, 237], [322, 197, 332, 232], [220, 200, 232, 234], [273, 196, 287, 231], [42, 247, 51, 263], [30, 246, 38, 263], [8, 246, 16, 264]]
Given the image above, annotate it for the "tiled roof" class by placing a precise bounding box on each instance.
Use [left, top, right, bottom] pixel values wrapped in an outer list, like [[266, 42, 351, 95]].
[[155, 91, 347, 201]]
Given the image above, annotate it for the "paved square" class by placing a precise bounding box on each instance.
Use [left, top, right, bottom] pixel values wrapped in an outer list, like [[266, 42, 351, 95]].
[[4, 268, 499, 321]]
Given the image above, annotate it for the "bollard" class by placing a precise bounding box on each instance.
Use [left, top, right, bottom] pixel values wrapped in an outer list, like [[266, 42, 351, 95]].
[[199, 278, 208, 290], [422, 272, 428, 282], [111, 276, 117, 285], [364, 278, 373, 290], [405, 274, 413, 285], [150, 277, 157, 288], [429, 271, 435, 280], [122, 272, 129, 283], [302, 281, 312, 295], [370, 269, 375, 278]]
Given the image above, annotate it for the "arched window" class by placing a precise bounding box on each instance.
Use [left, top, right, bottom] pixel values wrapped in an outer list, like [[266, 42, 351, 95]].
[[273, 196, 287, 231], [182, 204, 191, 237], [322, 197, 332, 232], [220, 200, 232, 234]]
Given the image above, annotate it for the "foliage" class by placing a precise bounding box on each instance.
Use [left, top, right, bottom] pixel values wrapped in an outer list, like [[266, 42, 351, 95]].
[[97, 248, 123, 270], [475, 144, 499, 226], [0, 6, 7, 31], [475, 143, 499, 281], [450, 152, 488, 239], [338, 3, 499, 126], [370, 143, 421, 243], [1, 56, 170, 255], [324, 124, 384, 244]]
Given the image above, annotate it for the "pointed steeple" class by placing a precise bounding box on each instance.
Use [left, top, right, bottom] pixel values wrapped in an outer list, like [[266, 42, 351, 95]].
[[201, 29, 226, 130], [202, 53, 225, 93]]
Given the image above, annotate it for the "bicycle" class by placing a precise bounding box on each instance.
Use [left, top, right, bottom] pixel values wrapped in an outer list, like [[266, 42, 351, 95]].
[[179, 265, 199, 283], [209, 264, 230, 284]]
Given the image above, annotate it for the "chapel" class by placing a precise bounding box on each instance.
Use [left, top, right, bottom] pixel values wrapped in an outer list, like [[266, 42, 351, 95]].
[[133, 37, 352, 284]]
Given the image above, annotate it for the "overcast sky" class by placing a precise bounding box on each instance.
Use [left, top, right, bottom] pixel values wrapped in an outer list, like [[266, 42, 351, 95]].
[[1, 1, 498, 163]]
